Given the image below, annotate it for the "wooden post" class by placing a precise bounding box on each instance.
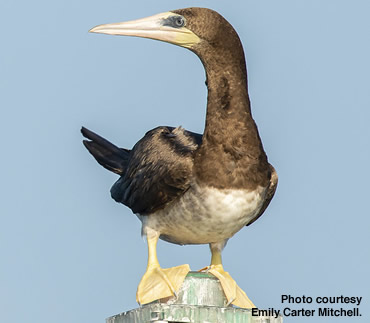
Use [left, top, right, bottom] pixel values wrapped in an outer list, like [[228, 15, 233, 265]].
[[107, 272, 283, 323]]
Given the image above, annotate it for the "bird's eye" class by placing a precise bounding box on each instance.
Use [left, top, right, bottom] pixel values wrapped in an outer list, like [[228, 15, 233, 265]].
[[162, 15, 186, 28], [174, 17, 185, 27]]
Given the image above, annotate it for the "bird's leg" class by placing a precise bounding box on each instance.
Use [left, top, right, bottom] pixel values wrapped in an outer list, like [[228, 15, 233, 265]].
[[136, 229, 190, 305], [204, 242, 256, 308]]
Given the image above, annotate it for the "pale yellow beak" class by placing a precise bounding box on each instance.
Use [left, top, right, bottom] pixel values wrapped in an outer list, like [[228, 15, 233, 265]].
[[89, 11, 200, 48]]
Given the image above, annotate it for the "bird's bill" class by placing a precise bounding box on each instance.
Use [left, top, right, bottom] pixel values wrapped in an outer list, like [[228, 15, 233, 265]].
[[89, 11, 200, 49]]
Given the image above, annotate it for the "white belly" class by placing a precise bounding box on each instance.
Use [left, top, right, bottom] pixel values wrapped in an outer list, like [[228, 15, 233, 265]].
[[140, 184, 267, 245]]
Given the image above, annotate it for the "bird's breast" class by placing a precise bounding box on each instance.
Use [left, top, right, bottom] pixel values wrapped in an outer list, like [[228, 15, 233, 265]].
[[140, 184, 267, 245]]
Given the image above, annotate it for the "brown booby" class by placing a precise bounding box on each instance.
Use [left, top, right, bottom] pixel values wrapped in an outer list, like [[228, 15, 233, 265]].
[[82, 7, 278, 308]]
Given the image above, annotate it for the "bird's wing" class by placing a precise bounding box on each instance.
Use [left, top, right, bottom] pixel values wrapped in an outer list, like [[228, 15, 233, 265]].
[[111, 126, 202, 215], [247, 164, 278, 226]]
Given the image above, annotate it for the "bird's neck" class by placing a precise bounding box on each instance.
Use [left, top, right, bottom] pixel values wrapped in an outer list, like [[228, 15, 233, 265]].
[[194, 51, 269, 189], [204, 56, 252, 137]]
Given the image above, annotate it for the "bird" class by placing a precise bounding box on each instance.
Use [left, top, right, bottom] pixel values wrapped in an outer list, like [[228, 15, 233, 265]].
[[82, 7, 278, 308]]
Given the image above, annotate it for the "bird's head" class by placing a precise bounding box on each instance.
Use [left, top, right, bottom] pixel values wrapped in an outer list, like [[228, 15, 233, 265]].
[[89, 7, 244, 62]]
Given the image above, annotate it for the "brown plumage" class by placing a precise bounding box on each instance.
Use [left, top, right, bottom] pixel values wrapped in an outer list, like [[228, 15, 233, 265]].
[[83, 8, 277, 222]]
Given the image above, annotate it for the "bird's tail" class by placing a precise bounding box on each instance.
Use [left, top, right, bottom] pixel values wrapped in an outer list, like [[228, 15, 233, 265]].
[[81, 127, 129, 175]]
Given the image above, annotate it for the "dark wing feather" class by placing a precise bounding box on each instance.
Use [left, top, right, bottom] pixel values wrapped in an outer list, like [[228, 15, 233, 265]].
[[247, 164, 278, 226], [83, 126, 202, 215], [111, 126, 201, 214], [81, 127, 130, 175]]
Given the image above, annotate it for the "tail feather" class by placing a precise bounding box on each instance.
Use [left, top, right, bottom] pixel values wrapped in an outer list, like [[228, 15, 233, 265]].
[[81, 127, 129, 175]]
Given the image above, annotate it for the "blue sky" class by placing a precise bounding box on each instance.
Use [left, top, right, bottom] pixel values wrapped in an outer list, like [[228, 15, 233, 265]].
[[1, 1, 369, 322]]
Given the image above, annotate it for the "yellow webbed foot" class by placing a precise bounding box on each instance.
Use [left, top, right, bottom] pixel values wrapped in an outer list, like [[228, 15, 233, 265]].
[[204, 265, 256, 308], [136, 264, 190, 305]]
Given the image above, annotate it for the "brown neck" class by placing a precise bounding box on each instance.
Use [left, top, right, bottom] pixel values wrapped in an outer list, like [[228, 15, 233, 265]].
[[193, 45, 269, 189]]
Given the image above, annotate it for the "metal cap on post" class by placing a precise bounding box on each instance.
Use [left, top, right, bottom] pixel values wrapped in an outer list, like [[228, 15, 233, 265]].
[[107, 272, 283, 323]]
